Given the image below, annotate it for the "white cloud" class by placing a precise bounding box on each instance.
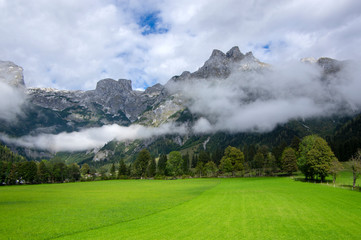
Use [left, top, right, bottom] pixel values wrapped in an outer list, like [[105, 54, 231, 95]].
[[0, 122, 187, 152], [168, 60, 361, 134], [0, 82, 26, 122], [0, 0, 360, 91]]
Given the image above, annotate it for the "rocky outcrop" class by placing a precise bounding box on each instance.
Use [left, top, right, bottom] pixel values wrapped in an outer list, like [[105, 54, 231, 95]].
[[27, 77, 167, 126], [168, 46, 268, 84], [0, 61, 25, 87], [317, 57, 342, 74]]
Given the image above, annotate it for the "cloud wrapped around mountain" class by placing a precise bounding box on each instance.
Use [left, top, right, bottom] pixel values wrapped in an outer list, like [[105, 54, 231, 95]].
[[0, 82, 26, 122], [169, 60, 361, 133], [2, 59, 361, 153], [0, 123, 187, 152]]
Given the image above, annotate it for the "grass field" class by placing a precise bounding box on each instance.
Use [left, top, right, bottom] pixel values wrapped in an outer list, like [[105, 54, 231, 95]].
[[1, 177, 361, 240]]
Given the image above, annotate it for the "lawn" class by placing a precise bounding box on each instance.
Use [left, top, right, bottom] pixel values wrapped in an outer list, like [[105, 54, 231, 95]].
[[1, 177, 361, 240]]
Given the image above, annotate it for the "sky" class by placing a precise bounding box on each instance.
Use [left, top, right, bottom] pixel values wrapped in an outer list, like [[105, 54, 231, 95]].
[[1, 0, 361, 91]]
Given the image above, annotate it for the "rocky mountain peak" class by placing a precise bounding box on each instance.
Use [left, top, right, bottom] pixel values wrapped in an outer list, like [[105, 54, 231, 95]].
[[0, 61, 25, 87], [191, 47, 262, 78], [95, 78, 132, 95], [245, 51, 255, 59], [317, 57, 341, 74], [144, 83, 164, 95], [210, 49, 227, 59], [226, 46, 244, 61]]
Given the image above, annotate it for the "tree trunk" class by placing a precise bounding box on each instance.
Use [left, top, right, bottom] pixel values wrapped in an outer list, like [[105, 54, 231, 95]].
[[353, 175, 356, 188]]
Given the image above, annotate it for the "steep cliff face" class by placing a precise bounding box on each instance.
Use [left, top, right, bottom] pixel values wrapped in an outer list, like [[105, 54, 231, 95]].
[[26, 78, 168, 130]]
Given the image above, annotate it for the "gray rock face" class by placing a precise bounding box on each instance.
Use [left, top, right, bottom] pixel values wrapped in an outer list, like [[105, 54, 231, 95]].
[[317, 57, 342, 74], [28, 78, 167, 124], [191, 48, 239, 79], [168, 46, 267, 83], [226, 46, 245, 61], [27, 88, 83, 111], [0, 61, 25, 87], [27, 47, 257, 132]]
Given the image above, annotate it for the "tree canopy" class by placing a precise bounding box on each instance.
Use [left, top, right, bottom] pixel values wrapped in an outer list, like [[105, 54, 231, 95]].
[[281, 147, 298, 175], [134, 149, 152, 178], [220, 146, 244, 175], [298, 135, 337, 181], [166, 151, 183, 177]]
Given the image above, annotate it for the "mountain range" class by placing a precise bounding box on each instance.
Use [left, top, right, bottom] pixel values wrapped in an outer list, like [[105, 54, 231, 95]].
[[0, 46, 360, 164]]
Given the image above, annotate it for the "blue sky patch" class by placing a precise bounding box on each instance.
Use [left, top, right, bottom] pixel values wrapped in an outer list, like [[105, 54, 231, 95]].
[[138, 11, 169, 35], [262, 42, 271, 53]]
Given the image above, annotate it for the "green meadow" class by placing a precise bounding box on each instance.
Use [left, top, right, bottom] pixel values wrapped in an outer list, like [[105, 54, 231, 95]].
[[1, 177, 361, 240]]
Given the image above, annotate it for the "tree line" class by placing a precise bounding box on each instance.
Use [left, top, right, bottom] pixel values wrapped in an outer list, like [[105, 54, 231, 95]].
[[1, 134, 361, 187], [0, 160, 83, 185]]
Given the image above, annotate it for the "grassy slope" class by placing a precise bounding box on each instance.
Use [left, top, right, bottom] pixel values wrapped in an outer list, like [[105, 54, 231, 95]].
[[0, 179, 217, 240], [1, 178, 361, 240]]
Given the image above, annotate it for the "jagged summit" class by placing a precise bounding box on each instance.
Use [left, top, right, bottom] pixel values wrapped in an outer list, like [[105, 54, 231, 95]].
[[210, 49, 226, 58], [208, 46, 245, 63], [169, 46, 266, 81], [226, 46, 244, 61]]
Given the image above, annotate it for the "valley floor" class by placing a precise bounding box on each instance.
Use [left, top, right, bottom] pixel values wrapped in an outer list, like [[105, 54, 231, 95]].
[[1, 177, 361, 239]]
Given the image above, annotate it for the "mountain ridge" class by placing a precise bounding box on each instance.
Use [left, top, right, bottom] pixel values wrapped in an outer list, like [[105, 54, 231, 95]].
[[0, 46, 357, 162]]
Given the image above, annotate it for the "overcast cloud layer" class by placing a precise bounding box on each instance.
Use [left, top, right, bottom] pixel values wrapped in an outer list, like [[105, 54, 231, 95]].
[[1, 0, 361, 90]]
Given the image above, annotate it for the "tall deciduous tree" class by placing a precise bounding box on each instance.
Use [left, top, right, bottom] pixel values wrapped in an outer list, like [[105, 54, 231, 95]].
[[134, 149, 151, 179], [81, 163, 90, 176], [219, 157, 233, 174], [298, 135, 337, 181], [264, 152, 278, 175], [329, 159, 343, 184], [166, 151, 183, 177], [204, 161, 218, 177], [348, 150, 361, 188], [281, 147, 298, 175], [220, 146, 244, 176]]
